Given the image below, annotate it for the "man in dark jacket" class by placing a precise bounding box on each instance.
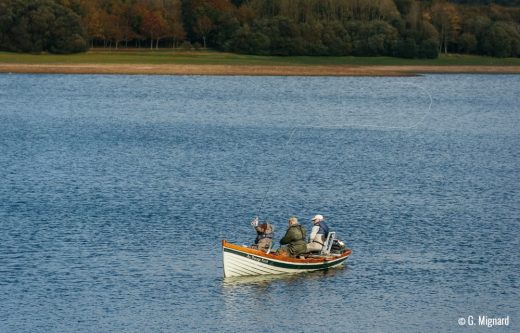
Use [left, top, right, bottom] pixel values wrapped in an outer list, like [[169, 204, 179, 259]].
[[279, 216, 307, 257], [250, 216, 274, 252]]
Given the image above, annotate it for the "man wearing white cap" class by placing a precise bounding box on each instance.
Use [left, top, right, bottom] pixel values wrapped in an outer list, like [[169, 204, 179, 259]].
[[306, 214, 330, 252]]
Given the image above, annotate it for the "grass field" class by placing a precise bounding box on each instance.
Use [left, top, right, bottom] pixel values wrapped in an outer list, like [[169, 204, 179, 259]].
[[1, 49, 520, 66]]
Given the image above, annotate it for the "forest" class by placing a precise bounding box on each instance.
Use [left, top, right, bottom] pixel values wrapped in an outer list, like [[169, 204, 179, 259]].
[[0, 0, 519, 58]]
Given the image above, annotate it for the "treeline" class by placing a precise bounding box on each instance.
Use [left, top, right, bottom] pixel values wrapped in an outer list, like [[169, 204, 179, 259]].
[[0, 0, 88, 53], [1, 0, 519, 58], [451, 0, 520, 5]]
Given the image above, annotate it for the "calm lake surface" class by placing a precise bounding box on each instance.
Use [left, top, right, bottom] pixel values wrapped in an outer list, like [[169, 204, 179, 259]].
[[1, 73, 519, 332]]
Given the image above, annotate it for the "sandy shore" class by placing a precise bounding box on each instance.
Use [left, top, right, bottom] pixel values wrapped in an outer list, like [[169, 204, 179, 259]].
[[1, 63, 520, 76]]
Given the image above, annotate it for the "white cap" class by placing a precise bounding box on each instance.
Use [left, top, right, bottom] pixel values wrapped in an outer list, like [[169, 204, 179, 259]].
[[312, 214, 324, 222]]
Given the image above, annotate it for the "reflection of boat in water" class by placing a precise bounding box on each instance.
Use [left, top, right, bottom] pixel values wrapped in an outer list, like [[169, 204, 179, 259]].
[[222, 240, 351, 277]]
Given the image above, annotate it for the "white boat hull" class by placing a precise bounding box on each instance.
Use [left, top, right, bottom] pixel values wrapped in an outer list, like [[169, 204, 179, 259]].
[[222, 240, 351, 277]]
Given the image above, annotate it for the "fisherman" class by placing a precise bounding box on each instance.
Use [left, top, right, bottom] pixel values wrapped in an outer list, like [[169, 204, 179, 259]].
[[278, 216, 307, 257], [250, 216, 274, 252], [306, 214, 329, 253]]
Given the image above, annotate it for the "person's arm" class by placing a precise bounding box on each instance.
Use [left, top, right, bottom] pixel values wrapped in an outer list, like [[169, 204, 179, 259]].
[[280, 229, 292, 245], [250, 216, 259, 228]]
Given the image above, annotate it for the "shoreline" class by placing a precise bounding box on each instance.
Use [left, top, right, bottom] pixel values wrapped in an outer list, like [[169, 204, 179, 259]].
[[1, 63, 520, 76]]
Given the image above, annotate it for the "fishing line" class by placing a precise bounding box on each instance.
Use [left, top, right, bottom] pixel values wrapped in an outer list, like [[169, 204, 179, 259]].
[[301, 82, 433, 130], [255, 81, 433, 219], [256, 126, 298, 218]]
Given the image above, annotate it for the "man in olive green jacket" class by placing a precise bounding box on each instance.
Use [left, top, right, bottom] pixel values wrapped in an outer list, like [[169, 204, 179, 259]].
[[279, 216, 307, 257]]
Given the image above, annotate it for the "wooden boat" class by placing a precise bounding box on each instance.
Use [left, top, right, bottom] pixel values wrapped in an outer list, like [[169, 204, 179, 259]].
[[222, 240, 351, 277]]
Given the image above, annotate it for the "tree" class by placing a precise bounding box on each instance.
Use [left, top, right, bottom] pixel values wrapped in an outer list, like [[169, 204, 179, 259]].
[[481, 21, 520, 57], [395, 0, 415, 16], [108, 3, 134, 49], [27, 5, 55, 52], [431, 1, 461, 54], [418, 38, 439, 58], [348, 20, 399, 56], [321, 21, 352, 56], [170, 20, 186, 48], [79, 0, 104, 48], [377, 0, 401, 21], [258, 16, 304, 55], [396, 37, 417, 58], [213, 12, 240, 50], [141, 10, 168, 49], [50, 4, 88, 53], [458, 32, 477, 53], [300, 21, 327, 55], [0, 0, 87, 53], [195, 15, 213, 48], [162, 0, 186, 48], [229, 25, 270, 54]]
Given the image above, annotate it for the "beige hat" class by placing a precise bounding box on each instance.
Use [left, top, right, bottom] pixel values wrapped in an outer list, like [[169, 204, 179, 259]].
[[312, 214, 324, 222]]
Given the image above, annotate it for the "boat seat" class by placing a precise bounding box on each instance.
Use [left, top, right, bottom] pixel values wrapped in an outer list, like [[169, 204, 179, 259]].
[[320, 232, 336, 255]]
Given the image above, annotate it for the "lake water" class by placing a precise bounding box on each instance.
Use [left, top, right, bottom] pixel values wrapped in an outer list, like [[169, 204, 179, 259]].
[[0, 73, 519, 332]]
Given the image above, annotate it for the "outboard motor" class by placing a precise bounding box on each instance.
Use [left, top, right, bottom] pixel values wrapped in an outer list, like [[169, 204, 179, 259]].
[[330, 239, 346, 254]]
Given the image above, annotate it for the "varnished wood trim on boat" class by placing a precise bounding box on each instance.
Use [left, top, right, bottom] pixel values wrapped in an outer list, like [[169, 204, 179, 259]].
[[222, 240, 351, 264]]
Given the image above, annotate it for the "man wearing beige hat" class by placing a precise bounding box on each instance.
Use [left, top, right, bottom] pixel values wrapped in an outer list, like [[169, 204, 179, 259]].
[[306, 214, 330, 252]]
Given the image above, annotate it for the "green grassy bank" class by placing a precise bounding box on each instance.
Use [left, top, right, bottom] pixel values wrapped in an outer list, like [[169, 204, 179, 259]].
[[1, 49, 519, 66]]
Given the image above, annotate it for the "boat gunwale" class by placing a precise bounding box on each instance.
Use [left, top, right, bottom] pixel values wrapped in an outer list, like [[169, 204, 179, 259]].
[[222, 240, 351, 264]]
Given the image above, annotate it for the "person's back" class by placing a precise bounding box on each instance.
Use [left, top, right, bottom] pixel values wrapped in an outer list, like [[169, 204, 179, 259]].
[[250, 216, 274, 252], [253, 222, 274, 252], [280, 216, 307, 257], [307, 214, 329, 252]]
